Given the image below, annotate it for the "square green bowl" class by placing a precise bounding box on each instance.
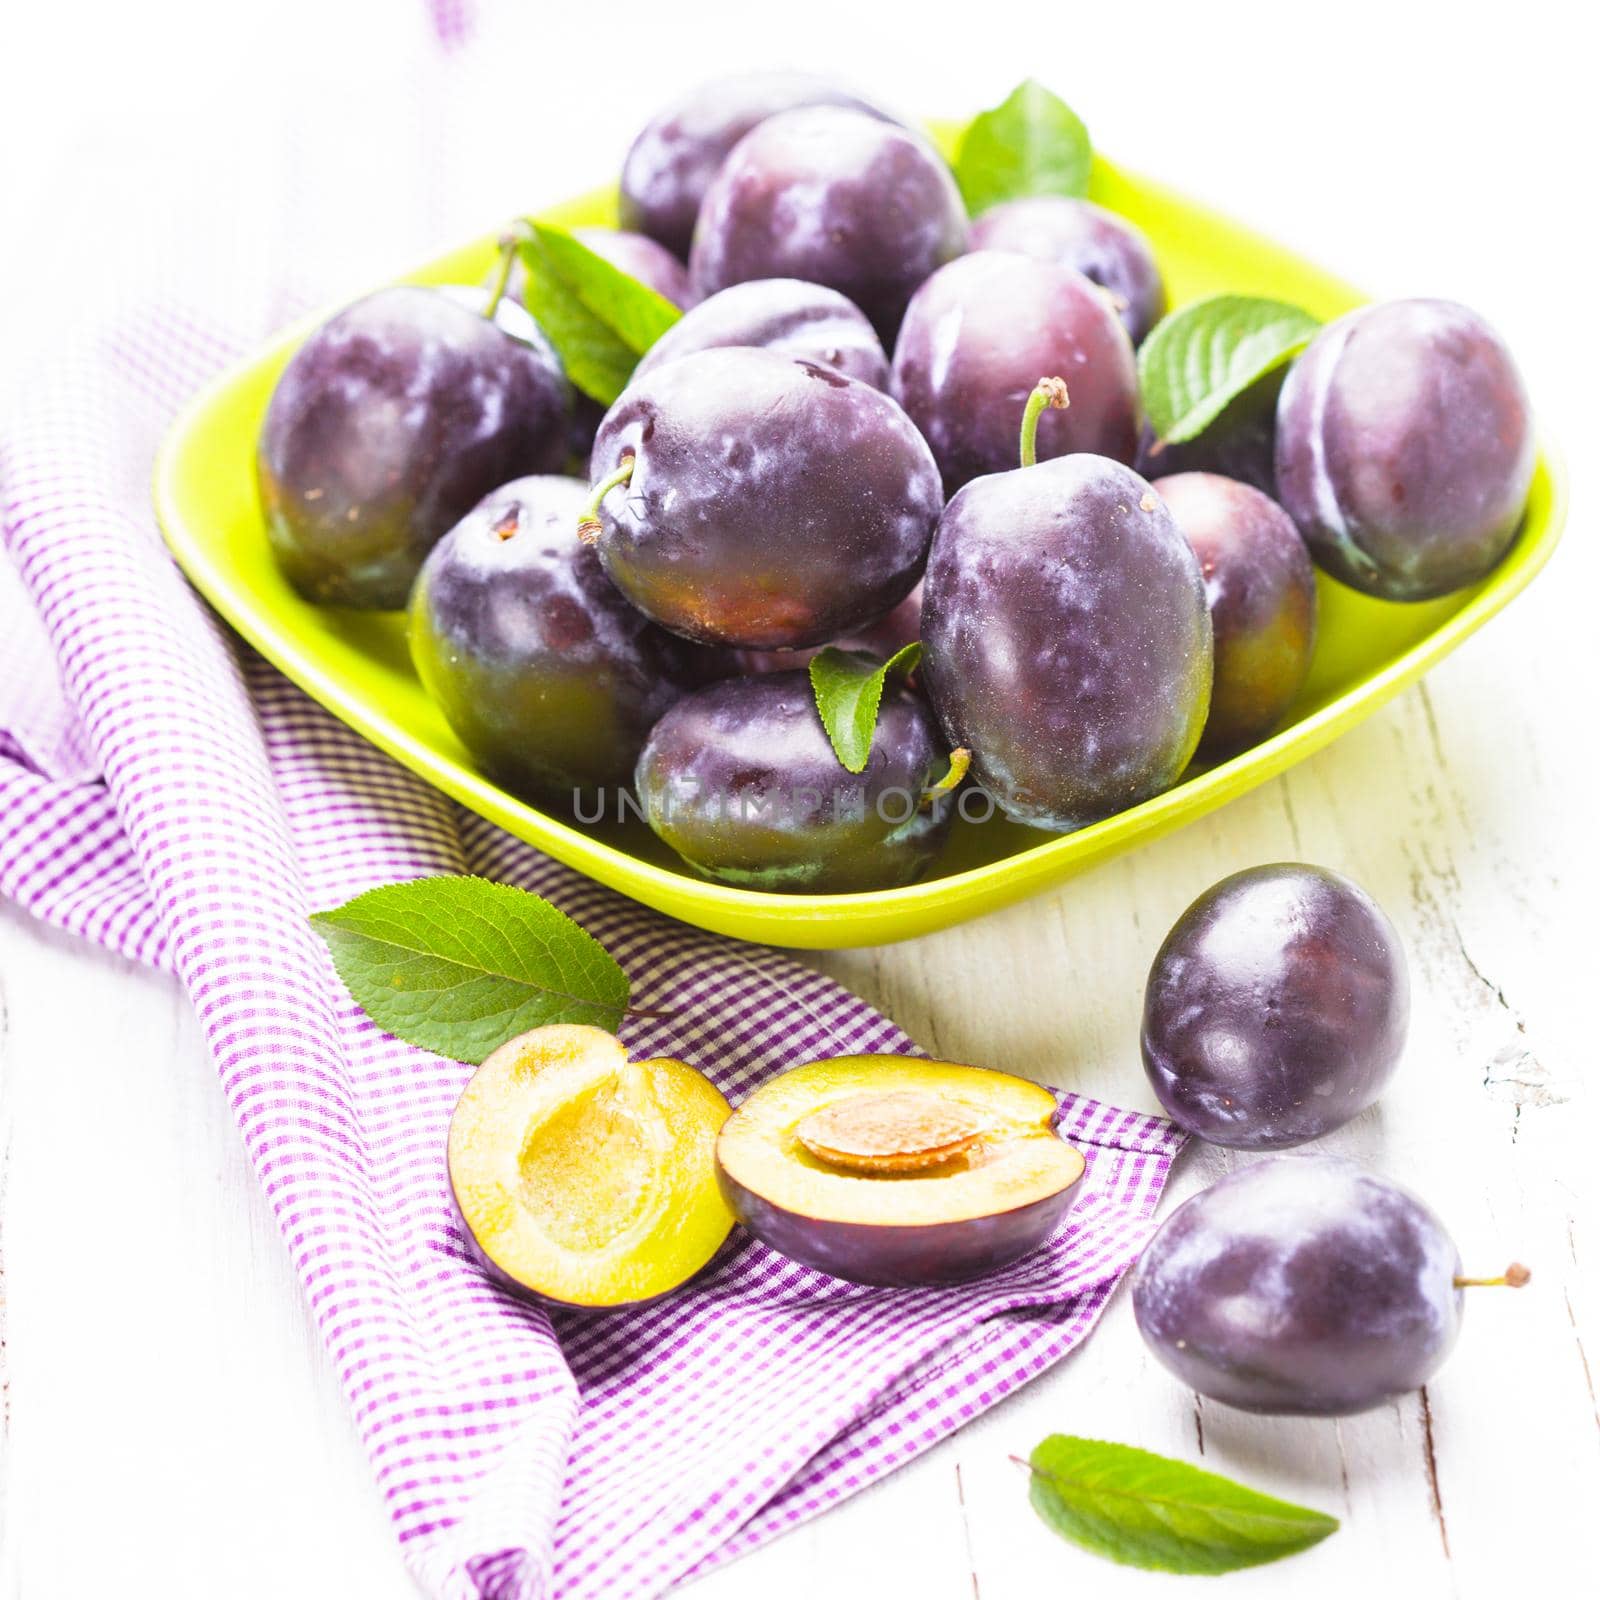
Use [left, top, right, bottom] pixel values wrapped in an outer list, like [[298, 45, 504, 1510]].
[[152, 145, 1568, 950]]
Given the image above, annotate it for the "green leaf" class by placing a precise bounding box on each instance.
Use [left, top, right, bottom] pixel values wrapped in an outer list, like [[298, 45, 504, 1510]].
[[1024, 1435, 1339, 1575], [956, 80, 1092, 215], [516, 221, 682, 405], [311, 876, 630, 1064], [1138, 294, 1320, 445], [809, 642, 922, 774]]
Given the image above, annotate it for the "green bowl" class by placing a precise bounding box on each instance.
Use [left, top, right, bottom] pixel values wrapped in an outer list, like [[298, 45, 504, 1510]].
[[152, 149, 1567, 950]]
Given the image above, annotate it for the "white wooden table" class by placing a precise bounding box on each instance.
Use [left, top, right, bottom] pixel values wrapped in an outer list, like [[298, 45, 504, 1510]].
[[2, 3, 1595, 1594]]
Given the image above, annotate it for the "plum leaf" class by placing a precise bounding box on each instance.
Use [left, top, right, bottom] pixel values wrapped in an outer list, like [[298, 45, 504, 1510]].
[[810, 642, 922, 774], [1139, 295, 1319, 444], [1024, 1435, 1339, 1574], [311, 876, 629, 1063], [516, 222, 682, 405], [956, 80, 1092, 215]]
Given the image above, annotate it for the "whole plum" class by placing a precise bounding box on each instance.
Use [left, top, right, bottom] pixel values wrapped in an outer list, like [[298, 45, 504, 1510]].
[[1275, 298, 1535, 600], [619, 72, 898, 260], [968, 196, 1166, 345], [409, 476, 714, 802], [1132, 1156, 1465, 1415], [258, 286, 571, 608], [1142, 863, 1407, 1149], [688, 106, 967, 344], [586, 346, 941, 650], [636, 671, 955, 892], [891, 252, 1139, 495], [921, 443, 1211, 830], [1137, 368, 1283, 496], [1151, 472, 1317, 756], [572, 227, 692, 307], [634, 279, 889, 390]]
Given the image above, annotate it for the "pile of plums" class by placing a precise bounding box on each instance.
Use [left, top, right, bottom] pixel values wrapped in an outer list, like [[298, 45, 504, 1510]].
[[257, 70, 1537, 895]]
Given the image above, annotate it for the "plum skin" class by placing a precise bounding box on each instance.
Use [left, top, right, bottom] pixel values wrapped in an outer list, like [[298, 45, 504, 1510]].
[[1151, 472, 1317, 757], [619, 71, 898, 260], [968, 196, 1166, 345], [921, 454, 1211, 831], [891, 251, 1140, 495], [258, 286, 571, 609], [1142, 863, 1408, 1149], [1132, 1156, 1462, 1416], [409, 476, 716, 801], [589, 346, 941, 650], [635, 671, 953, 893], [1275, 297, 1535, 601], [688, 106, 968, 344]]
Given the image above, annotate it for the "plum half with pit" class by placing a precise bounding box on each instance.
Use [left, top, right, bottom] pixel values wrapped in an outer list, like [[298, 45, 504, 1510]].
[[635, 670, 956, 893], [921, 397, 1211, 831], [634, 279, 889, 390], [448, 1025, 734, 1309], [257, 286, 572, 608], [716, 1055, 1086, 1286], [619, 71, 899, 260], [1142, 863, 1407, 1149], [1151, 472, 1317, 756], [1275, 297, 1535, 600], [968, 196, 1166, 345], [891, 252, 1139, 494], [409, 476, 718, 804], [689, 106, 967, 344], [585, 346, 941, 650], [1132, 1156, 1528, 1415]]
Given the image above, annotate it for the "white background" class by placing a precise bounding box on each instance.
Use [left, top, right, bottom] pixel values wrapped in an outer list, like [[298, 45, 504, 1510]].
[[1, 1, 1596, 1595]]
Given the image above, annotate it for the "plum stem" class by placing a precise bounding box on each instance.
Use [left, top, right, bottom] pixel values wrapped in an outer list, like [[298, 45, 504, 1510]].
[[1454, 1262, 1531, 1289], [922, 747, 971, 809], [482, 228, 525, 323], [1019, 377, 1071, 468], [578, 457, 635, 544]]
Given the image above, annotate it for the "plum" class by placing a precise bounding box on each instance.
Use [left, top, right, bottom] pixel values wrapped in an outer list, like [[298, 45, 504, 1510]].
[[449, 1025, 734, 1309], [634, 670, 955, 893], [258, 286, 571, 609], [409, 476, 716, 803], [619, 71, 899, 260], [634, 279, 889, 390], [968, 195, 1166, 345], [891, 252, 1139, 494], [1142, 863, 1407, 1149], [1131, 1156, 1526, 1415], [688, 106, 967, 344], [1275, 298, 1535, 600], [572, 226, 693, 307], [716, 1055, 1086, 1286], [731, 583, 922, 677], [1151, 472, 1317, 756], [1137, 368, 1283, 496], [585, 346, 940, 650], [921, 397, 1211, 831]]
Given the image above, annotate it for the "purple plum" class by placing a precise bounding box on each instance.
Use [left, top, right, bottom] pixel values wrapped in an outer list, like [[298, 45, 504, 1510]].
[[635, 670, 955, 892], [921, 449, 1211, 830], [688, 106, 967, 344], [634, 279, 889, 390], [1137, 368, 1283, 496], [1132, 1156, 1464, 1415], [586, 346, 941, 650], [619, 71, 899, 260], [1152, 472, 1317, 756], [1275, 298, 1535, 600], [1142, 863, 1408, 1149], [572, 227, 693, 308], [968, 195, 1166, 345], [409, 476, 716, 802], [891, 252, 1140, 494], [258, 286, 572, 608]]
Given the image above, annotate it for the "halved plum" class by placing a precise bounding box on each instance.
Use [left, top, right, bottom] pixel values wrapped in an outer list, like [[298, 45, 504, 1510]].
[[715, 1055, 1085, 1286], [447, 1025, 734, 1309]]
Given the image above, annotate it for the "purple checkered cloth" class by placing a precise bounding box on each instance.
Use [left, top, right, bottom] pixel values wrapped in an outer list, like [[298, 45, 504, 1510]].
[[0, 19, 1183, 1600]]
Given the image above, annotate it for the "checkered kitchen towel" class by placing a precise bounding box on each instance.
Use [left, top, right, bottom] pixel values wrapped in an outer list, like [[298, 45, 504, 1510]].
[[0, 7, 1184, 1597]]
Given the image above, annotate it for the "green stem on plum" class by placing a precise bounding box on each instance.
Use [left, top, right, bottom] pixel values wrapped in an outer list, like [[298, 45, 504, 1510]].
[[922, 747, 971, 809], [1454, 1263, 1531, 1289], [483, 222, 532, 321], [578, 457, 636, 544], [1019, 377, 1071, 469]]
